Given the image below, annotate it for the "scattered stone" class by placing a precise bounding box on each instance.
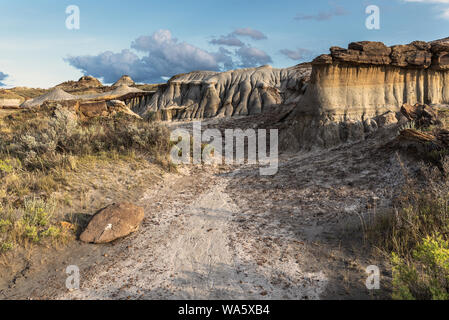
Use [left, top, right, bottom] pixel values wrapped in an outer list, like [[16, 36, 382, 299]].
[[376, 111, 398, 127], [400, 103, 439, 127]]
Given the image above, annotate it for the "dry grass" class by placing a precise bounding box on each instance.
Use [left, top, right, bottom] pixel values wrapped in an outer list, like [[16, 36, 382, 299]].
[[368, 155, 449, 299], [0, 102, 173, 256], [366, 107, 449, 299]]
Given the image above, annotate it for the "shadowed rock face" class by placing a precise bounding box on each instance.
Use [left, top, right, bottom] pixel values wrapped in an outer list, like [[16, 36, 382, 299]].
[[132, 64, 311, 120]]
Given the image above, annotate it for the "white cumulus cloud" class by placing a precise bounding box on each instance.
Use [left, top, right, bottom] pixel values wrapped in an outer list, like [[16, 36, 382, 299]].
[[66, 29, 273, 83]]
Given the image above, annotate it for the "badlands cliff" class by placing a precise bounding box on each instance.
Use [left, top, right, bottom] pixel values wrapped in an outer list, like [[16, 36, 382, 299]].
[[302, 40, 449, 116], [132, 64, 311, 120], [12, 38, 449, 151], [283, 39, 449, 149]]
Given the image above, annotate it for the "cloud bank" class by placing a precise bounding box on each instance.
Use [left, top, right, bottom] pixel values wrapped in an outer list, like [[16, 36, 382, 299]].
[[279, 48, 313, 61], [295, 6, 348, 21], [237, 46, 272, 67], [209, 28, 272, 68], [66, 29, 273, 83], [0, 72, 8, 86], [232, 28, 267, 40], [210, 35, 244, 47]]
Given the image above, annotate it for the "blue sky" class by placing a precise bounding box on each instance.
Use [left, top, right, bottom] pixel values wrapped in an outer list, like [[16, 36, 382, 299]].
[[0, 0, 448, 88]]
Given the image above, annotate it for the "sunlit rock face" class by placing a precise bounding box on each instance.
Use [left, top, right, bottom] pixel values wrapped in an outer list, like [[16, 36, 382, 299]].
[[283, 39, 449, 150], [303, 41, 449, 117], [133, 64, 311, 120]]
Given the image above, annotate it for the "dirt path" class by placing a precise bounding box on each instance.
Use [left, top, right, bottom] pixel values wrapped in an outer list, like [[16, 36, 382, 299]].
[[2, 115, 404, 299], [58, 166, 327, 300]]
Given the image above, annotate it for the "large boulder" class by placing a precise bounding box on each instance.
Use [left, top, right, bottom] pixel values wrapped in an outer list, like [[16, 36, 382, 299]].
[[80, 202, 145, 244], [400, 103, 439, 127], [390, 41, 432, 68], [330, 41, 391, 65]]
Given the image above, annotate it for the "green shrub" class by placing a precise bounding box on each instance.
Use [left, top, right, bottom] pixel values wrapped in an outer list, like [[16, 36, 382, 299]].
[[392, 234, 449, 300], [0, 241, 13, 253]]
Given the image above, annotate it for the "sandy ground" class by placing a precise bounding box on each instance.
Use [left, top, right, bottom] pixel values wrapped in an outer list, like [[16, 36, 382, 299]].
[[56, 165, 327, 300], [1, 115, 405, 300]]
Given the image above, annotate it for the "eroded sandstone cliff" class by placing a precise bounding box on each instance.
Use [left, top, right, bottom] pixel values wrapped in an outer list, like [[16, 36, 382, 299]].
[[133, 64, 311, 120], [283, 39, 449, 150]]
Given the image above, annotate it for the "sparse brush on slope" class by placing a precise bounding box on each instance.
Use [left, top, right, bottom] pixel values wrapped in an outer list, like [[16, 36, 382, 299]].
[[369, 157, 449, 300], [0, 103, 172, 254]]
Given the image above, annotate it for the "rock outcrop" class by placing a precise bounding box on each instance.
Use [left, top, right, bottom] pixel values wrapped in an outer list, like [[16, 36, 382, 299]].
[[401, 103, 439, 128], [20, 88, 76, 108], [82, 84, 144, 101], [47, 99, 141, 120], [78, 100, 141, 119], [134, 64, 311, 120], [20, 85, 146, 117], [56, 76, 103, 92], [112, 75, 135, 87], [80, 202, 145, 244], [284, 39, 449, 149], [307, 40, 449, 112]]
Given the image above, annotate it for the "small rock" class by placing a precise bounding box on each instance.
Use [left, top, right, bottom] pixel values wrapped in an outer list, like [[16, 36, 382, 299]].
[[376, 111, 398, 127]]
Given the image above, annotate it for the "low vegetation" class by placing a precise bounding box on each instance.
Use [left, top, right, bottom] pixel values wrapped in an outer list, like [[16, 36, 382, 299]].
[[369, 108, 449, 300], [0, 87, 47, 104], [369, 160, 449, 299], [0, 102, 172, 255]]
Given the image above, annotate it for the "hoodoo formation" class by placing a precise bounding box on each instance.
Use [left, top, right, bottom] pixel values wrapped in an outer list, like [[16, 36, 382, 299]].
[[112, 75, 135, 87], [283, 39, 449, 149], [303, 40, 449, 114]]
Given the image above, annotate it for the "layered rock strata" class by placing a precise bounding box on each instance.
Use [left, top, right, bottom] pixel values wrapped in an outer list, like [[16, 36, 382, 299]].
[[285, 40, 449, 149], [133, 64, 311, 120]]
